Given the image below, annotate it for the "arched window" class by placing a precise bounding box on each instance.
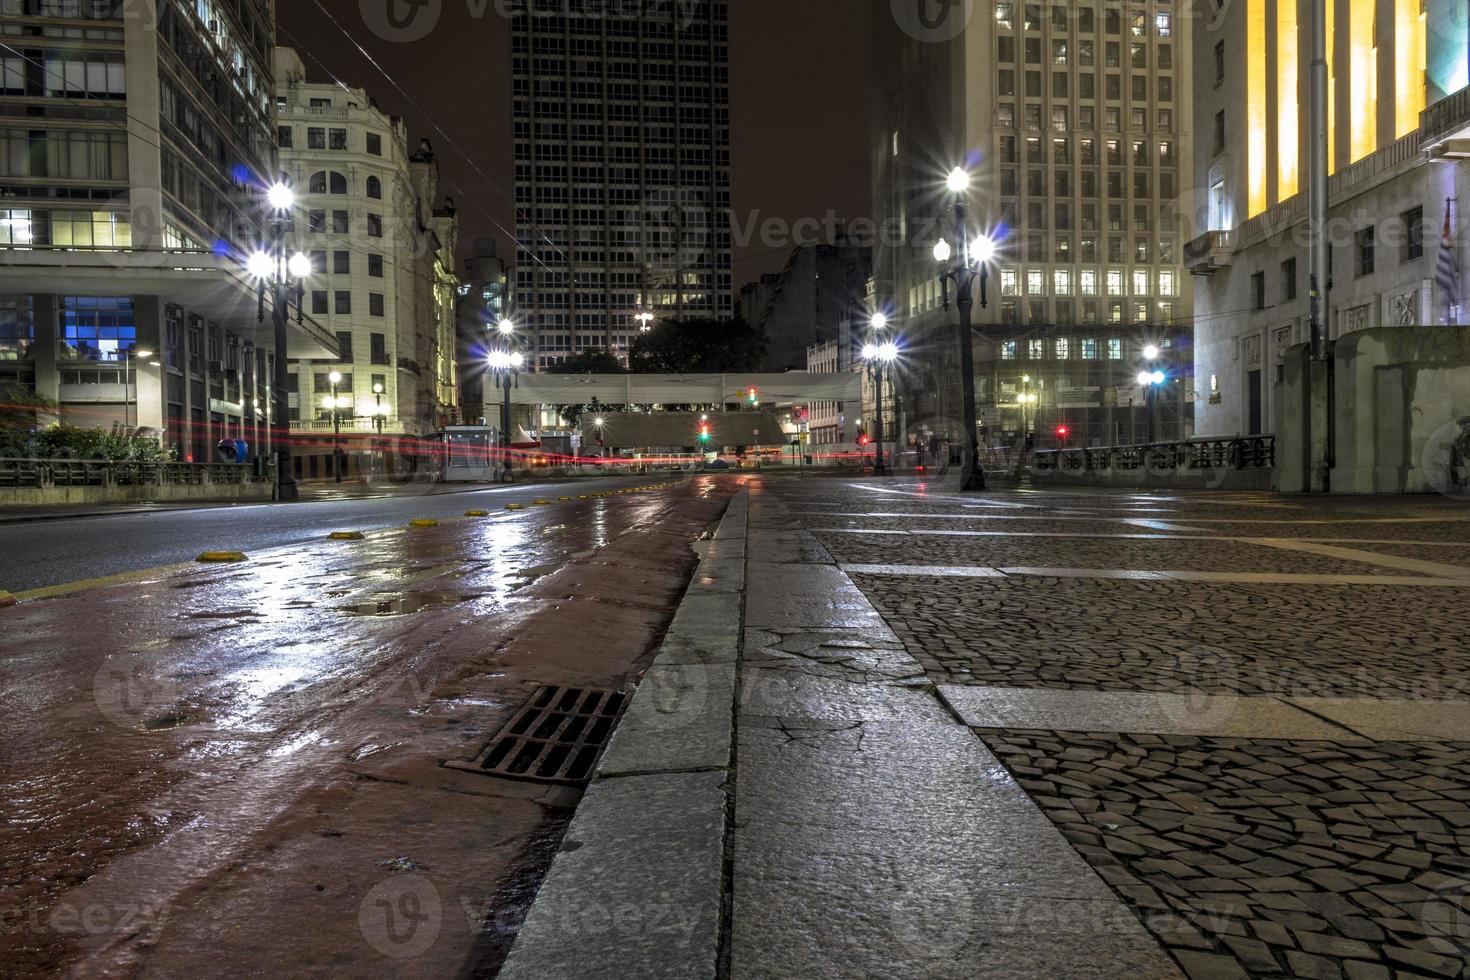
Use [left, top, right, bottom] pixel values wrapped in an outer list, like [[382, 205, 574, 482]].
[[308, 171, 326, 194], [329, 172, 348, 195], [366, 176, 382, 200]]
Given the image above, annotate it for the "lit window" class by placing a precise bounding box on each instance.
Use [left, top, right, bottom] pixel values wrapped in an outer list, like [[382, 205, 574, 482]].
[[1107, 338, 1122, 359], [1081, 338, 1098, 359], [1002, 340, 1018, 359], [1133, 269, 1150, 295], [1080, 270, 1098, 295], [1001, 269, 1018, 296], [996, 3, 1013, 28], [1156, 12, 1171, 36], [1027, 270, 1045, 295], [1055, 338, 1070, 359], [1210, 373, 1219, 393], [1054, 270, 1073, 295], [1028, 338, 1046, 359], [1158, 270, 1176, 297], [1106, 270, 1124, 296]]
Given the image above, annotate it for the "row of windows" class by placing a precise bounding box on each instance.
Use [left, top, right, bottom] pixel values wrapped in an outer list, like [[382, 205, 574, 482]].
[[1000, 337, 1126, 361], [1002, 170, 1179, 201], [278, 127, 384, 156], [308, 290, 388, 318], [304, 249, 387, 278], [999, 268, 1179, 298], [1247, 207, 1429, 310], [999, 103, 1171, 134], [1003, 135, 1176, 165], [994, 3, 1174, 37], [995, 299, 1177, 326]]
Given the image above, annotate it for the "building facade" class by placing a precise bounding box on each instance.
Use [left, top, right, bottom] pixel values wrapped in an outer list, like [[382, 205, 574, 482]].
[[0, 2, 337, 463], [455, 237, 513, 426], [510, 0, 733, 369], [869, 1, 1194, 449], [743, 240, 873, 373], [1189, 0, 1470, 439], [274, 49, 458, 479]]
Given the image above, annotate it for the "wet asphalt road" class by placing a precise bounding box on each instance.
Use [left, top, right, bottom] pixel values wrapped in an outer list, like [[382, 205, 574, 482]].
[[0, 476, 661, 592]]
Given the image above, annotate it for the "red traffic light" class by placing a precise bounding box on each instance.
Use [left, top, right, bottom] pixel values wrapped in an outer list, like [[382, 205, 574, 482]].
[[1055, 425, 1070, 439], [857, 434, 870, 447]]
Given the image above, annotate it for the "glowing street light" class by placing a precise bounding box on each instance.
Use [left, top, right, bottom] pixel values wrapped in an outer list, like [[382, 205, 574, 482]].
[[266, 182, 295, 212], [1143, 344, 1161, 361], [497, 317, 516, 336], [860, 339, 902, 477], [869, 312, 888, 331], [246, 251, 274, 280], [935, 170, 993, 490], [636, 311, 656, 332], [946, 167, 972, 193], [971, 233, 997, 265], [287, 251, 312, 279], [933, 238, 953, 264]]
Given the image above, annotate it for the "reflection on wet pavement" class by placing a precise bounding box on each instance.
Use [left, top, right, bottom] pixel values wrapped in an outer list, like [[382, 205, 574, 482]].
[[0, 477, 734, 978]]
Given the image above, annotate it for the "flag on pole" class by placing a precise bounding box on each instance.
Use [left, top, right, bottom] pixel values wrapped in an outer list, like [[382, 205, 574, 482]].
[[1435, 199, 1461, 322]]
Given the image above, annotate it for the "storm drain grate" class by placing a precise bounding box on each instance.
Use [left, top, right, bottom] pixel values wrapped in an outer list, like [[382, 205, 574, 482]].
[[449, 685, 627, 785]]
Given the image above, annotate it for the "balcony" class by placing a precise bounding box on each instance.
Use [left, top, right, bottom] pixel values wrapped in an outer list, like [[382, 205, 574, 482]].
[[1422, 86, 1470, 160], [1184, 230, 1233, 275]]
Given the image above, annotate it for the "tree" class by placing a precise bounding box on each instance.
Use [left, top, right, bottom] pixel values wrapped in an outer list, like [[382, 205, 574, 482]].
[[0, 385, 57, 457], [554, 348, 626, 375], [627, 317, 766, 374]]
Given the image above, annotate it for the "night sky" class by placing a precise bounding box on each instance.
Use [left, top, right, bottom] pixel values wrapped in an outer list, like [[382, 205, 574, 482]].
[[277, 1, 870, 287]]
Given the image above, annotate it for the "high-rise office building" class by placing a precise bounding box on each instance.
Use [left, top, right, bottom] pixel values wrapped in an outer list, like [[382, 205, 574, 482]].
[[0, 1, 337, 463], [510, 0, 733, 370], [870, 2, 1193, 448]]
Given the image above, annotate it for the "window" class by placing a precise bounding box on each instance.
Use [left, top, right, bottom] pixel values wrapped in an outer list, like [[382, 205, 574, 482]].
[[1357, 226, 1375, 276], [999, 69, 1016, 96], [309, 172, 327, 194], [311, 290, 328, 315], [1404, 207, 1425, 261], [366, 176, 382, 199], [333, 251, 350, 275], [1133, 269, 1150, 296], [1158, 77, 1172, 102], [1054, 270, 1073, 295], [332, 211, 349, 234], [1214, 111, 1226, 153], [329, 129, 348, 150], [330, 172, 348, 195], [369, 293, 385, 317], [278, 126, 293, 148], [1080, 269, 1098, 295], [998, 37, 1016, 62], [1081, 338, 1098, 359], [1156, 12, 1171, 36], [58, 297, 134, 361], [1215, 41, 1225, 82], [1251, 271, 1266, 310], [368, 254, 384, 278], [1158, 45, 1172, 69], [335, 331, 354, 362], [1281, 258, 1297, 301], [310, 250, 327, 275], [308, 210, 326, 233], [367, 214, 383, 237], [1159, 271, 1176, 298], [308, 128, 326, 150], [371, 332, 389, 364], [1001, 340, 1018, 360], [996, 3, 1013, 29], [1107, 269, 1124, 295], [366, 133, 382, 156], [1027, 270, 1045, 295], [1025, 38, 1042, 63], [1001, 269, 1018, 295], [335, 291, 352, 315], [1107, 338, 1122, 359], [1028, 338, 1046, 359]]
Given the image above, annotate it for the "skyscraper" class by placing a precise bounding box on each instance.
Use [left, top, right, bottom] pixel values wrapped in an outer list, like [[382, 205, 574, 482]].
[[870, 2, 1193, 448], [0, 1, 337, 464], [510, 0, 733, 370]]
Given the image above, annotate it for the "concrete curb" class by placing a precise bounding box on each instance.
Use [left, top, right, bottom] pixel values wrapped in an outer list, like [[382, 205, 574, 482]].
[[497, 488, 748, 980]]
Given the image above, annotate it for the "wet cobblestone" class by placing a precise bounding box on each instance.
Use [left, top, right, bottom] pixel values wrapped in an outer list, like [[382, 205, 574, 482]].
[[979, 730, 1470, 979]]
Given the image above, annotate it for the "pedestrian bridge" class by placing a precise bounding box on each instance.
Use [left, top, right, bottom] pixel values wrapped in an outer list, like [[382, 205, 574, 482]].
[[508, 373, 862, 406]]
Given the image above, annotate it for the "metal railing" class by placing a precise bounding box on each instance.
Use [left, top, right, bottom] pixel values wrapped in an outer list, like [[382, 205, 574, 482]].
[[1031, 435, 1276, 475], [0, 458, 272, 489]]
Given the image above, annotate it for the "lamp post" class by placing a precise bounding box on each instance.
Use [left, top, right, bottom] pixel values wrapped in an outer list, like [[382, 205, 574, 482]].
[[328, 370, 344, 482], [861, 335, 900, 477], [372, 382, 386, 435], [489, 333, 524, 482], [636, 311, 655, 333], [1137, 369, 1166, 445], [122, 347, 153, 430], [935, 166, 993, 492], [248, 178, 311, 501]]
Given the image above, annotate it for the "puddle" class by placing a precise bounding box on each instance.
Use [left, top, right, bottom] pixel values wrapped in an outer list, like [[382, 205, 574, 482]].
[[185, 610, 259, 620], [337, 593, 477, 617], [144, 713, 191, 731]]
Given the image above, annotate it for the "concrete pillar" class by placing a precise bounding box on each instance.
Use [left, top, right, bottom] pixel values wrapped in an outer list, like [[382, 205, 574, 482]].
[[31, 295, 60, 423], [132, 296, 165, 432], [122, 3, 164, 252]]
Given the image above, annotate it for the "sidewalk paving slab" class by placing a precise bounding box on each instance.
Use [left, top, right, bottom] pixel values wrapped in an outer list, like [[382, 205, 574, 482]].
[[938, 685, 1365, 740]]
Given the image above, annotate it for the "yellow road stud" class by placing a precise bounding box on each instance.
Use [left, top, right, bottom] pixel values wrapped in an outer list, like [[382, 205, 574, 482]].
[[533, 499, 551, 506], [506, 503, 525, 511], [559, 496, 572, 501], [197, 551, 246, 563], [329, 531, 365, 541], [465, 510, 490, 517], [0, 591, 17, 607], [409, 519, 439, 528]]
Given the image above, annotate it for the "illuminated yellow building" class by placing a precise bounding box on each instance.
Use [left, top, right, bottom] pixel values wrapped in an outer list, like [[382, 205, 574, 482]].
[[1232, 0, 1430, 221]]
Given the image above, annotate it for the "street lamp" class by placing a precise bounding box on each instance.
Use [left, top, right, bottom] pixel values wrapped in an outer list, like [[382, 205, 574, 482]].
[[935, 166, 993, 491], [372, 382, 386, 435], [636, 311, 656, 333], [489, 340, 525, 482], [249, 176, 309, 501], [121, 347, 153, 430], [1137, 369, 1166, 444], [327, 371, 346, 483], [869, 311, 889, 332]]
